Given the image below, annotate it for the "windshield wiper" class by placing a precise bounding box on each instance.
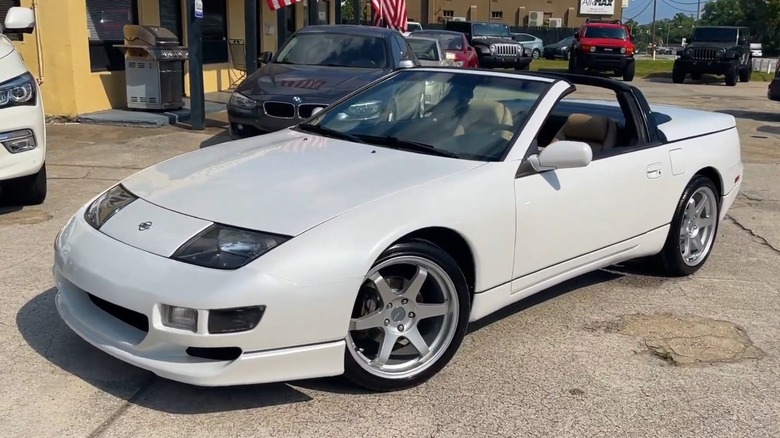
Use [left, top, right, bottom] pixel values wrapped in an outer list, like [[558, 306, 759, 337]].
[[297, 123, 365, 143], [355, 135, 459, 158]]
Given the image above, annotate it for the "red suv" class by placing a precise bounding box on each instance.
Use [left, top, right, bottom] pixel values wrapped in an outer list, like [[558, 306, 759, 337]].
[[568, 19, 636, 81]]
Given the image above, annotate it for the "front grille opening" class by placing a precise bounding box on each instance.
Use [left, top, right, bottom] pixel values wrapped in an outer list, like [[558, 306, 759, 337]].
[[264, 102, 295, 118], [186, 347, 243, 361], [87, 294, 149, 333]]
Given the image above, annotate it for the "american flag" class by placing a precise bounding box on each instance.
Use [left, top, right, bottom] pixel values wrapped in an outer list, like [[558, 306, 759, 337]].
[[266, 0, 303, 11], [372, 0, 407, 32]]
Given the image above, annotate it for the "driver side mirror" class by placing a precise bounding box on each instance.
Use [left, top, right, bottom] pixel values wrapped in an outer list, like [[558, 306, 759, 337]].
[[3, 7, 35, 34], [738, 36, 747, 45], [258, 51, 273, 64], [528, 140, 592, 172], [398, 59, 416, 69]]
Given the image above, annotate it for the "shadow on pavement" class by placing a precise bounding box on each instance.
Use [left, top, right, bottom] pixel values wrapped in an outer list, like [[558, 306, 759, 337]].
[[0, 205, 23, 214], [17, 288, 313, 414], [718, 109, 778, 123]]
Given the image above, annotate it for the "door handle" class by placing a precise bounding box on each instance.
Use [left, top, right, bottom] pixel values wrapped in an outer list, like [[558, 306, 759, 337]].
[[646, 163, 663, 179]]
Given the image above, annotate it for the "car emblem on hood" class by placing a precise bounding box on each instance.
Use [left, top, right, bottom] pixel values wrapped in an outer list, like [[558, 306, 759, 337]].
[[293, 96, 302, 103], [138, 221, 152, 231]]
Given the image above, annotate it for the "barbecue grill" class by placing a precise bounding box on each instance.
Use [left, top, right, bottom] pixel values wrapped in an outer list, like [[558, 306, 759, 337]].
[[115, 25, 188, 110]]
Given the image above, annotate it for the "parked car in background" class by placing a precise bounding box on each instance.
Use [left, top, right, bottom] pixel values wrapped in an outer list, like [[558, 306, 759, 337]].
[[542, 36, 575, 60], [405, 36, 451, 66], [766, 60, 780, 100], [0, 7, 47, 206], [511, 32, 543, 59], [402, 20, 423, 37], [444, 21, 531, 70], [227, 25, 420, 139], [750, 42, 762, 58], [672, 26, 752, 86], [568, 19, 637, 82], [408, 29, 479, 68]]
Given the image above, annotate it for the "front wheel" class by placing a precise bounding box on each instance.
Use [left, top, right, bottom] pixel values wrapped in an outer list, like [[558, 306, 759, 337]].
[[1, 163, 47, 206], [653, 175, 720, 277], [725, 61, 738, 86], [344, 239, 470, 391], [532, 49, 541, 59], [739, 66, 752, 82], [622, 61, 635, 82], [672, 63, 686, 83]]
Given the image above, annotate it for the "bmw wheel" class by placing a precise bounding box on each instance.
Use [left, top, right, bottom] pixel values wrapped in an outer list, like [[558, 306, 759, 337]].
[[654, 175, 720, 277], [344, 239, 470, 391]]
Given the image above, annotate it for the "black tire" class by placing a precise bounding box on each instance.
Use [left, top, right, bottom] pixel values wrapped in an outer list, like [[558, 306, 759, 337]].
[[1, 163, 47, 206], [739, 66, 752, 82], [532, 49, 541, 59], [672, 63, 686, 83], [691, 72, 702, 81], [725, 62, 738, 86], [622, 60, 635, 82], [343, 239, 471, 392], [653, 175, 720, 277]]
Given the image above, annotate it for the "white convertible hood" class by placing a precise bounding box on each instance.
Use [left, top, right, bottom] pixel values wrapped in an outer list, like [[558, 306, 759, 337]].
[[120, 130, 483, 236]]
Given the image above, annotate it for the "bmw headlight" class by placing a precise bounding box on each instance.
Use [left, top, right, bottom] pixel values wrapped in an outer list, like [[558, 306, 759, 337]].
[[337, 100, 383, 120], [0, 72, 36, 109], [717, 48, 726, 57], [172, 224, 290, 270], [84, 184, 137, 230], [229, 92, 257, 110]]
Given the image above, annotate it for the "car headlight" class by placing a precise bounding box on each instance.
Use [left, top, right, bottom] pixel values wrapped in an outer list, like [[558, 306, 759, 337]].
[[489, 44, 496, 52], [171, 224, 290, 270], [718, 48, 726, 57], [229, 92, 257, 110], [84, 184, 138, 230], [590, 46, 597, 52], [337, 100, 382, 120], [453, 60, 464, 67], [0, 72, 36, 109], [620, 47, 626, 54]]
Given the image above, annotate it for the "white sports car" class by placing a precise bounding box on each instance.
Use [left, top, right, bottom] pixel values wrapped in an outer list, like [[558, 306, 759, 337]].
[[53, 68, 743, 392]]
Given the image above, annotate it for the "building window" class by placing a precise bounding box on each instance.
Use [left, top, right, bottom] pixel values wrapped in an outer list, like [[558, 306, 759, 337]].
[[86, 0, 139, 72], [202, 0, 229, 64], [318, 0, 330, 25], [0, 0, 22, 41], [443, 10, 454, 17], [491, 11, 503, 20], [159, 0, 183, 40]]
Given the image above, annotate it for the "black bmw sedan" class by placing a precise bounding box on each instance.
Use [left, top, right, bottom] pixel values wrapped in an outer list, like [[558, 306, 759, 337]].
[[227, 25, 421, 139]]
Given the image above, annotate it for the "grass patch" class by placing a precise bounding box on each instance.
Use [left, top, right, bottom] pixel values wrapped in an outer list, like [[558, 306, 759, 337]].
[[530, 58, 774, 82]]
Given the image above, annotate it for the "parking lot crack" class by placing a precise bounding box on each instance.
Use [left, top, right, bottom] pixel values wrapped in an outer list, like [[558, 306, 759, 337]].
[[86, 374, 157, 438], [725, 215, 780, 255]]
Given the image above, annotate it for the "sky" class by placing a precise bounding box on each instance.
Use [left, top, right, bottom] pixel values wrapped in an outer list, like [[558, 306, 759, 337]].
[[621, 0, 711, 24]]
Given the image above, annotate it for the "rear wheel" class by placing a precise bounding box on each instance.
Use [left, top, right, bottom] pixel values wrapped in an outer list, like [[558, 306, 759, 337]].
[[1, 163, 47, 206], [653, 175, 720, 277], [344, 239, 470, 392], [532, 49, 541, 59]]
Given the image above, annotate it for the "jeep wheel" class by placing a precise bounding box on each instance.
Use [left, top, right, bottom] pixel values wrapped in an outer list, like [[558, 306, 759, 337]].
[[622, 61, 635, 82], [739, 66, 752, 82], [691, 72, 702, 81], [567, 55, 582, 74], [672, 64, 686, 83], [725, 61, 738, 86]]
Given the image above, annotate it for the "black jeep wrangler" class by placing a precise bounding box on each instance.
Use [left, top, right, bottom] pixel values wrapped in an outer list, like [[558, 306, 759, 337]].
[[672, 26, 753, 86], [444, 21, 532, 70]]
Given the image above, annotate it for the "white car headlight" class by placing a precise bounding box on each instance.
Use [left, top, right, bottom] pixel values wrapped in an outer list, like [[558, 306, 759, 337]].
[[229, 92, 257, 110], [0, 72, 35, 108], [172, 224, 290, 270], [84, 184, 137, 230], [338, 100, 382, 120]]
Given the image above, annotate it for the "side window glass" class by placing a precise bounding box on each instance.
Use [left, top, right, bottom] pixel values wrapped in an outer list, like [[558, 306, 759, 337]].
[[390, 36, 404, 61]]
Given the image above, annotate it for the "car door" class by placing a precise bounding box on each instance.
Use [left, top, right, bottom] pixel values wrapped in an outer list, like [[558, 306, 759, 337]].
[[505, 82, 677, 296]]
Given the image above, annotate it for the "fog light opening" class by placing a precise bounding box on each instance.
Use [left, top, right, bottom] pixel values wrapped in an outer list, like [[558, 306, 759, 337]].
[[208, 305, 266, 334], [161, 304, 198, 332], [1, 129, 36, 154]]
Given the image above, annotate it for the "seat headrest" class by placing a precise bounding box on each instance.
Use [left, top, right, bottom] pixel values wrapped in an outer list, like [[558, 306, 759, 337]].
[[562, 113, 612, 142], [462, 100, 512, 126]]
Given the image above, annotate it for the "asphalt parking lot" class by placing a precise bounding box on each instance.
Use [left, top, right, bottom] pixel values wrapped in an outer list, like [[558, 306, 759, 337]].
[[1, 77, 779, 437]]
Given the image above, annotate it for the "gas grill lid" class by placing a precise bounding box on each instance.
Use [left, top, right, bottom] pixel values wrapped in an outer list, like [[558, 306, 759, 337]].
[[124, 24, 180, 47]]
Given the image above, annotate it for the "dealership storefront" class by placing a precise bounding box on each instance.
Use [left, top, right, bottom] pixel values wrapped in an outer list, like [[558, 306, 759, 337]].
[[5, 0, 338, 116]]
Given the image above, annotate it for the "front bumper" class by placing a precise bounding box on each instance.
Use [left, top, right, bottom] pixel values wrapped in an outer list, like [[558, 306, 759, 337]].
[[577, 52, 633, 70], [227, 97, 335, 139], [479, 53, 532, 68], [674, 58, 738, 74], [52, 211, 355, 386]]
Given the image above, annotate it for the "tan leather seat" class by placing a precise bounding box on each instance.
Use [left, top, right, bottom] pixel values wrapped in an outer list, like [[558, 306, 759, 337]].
[[454, 100, 514, 140], [551, 113, 617, 154]]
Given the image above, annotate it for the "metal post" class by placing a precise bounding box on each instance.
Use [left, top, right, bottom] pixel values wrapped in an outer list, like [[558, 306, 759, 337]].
[[335, 0, 341, 23], [355, 0, 361, 24], [245, 0, 258, 75], [651, 0, 657, 60], [308, 0, 318, 25], [695, 0, 701, 23], [186, 0, 205, 130], [277, 6, 286, 48]]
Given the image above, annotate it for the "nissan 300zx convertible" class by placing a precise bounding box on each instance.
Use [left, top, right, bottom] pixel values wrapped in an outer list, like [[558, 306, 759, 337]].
[[53, 68, 743, 392]]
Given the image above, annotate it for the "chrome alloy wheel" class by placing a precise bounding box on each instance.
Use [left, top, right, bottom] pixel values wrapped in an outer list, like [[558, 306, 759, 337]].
[[679, 186, 718, 266], [347, 256, 459, 380]]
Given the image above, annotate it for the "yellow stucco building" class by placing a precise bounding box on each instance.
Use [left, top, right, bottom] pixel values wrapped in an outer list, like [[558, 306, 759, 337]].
[[2, 0, 338, 116]]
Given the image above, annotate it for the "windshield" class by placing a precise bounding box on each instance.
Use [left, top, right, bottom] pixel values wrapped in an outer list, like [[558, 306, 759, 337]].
[[301, 70, 552, 161], [411, 31, 464, 50], [407, 39, 439, 60], [472, 23, 510, 38], [692, 27, 738, 43], [582, 26, 627, 40], [407, 22, 423, 32], [275, 33, 388, 68], [559, 36, 575, 45]]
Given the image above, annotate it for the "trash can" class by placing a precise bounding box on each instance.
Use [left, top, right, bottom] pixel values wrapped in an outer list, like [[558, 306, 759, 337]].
[[115, 25, 189, 111]]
